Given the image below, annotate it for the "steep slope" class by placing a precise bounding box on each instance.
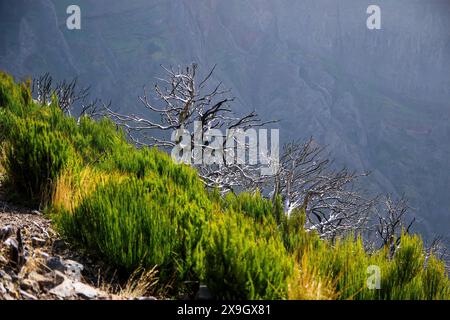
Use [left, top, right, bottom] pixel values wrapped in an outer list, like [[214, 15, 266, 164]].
[[0, 0, 449, 240]]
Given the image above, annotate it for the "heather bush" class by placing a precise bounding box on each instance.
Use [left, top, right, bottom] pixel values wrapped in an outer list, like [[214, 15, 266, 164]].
[[220, 191, 284, 225], [0, 72, 32, 116], [204, 209, 293, 299], [1, 115, 77, 205], [55, 172, 212, 286], [287, 229, 450, 300]]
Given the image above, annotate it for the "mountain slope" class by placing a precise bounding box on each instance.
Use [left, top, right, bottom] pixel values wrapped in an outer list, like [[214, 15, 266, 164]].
[[1, 0, 449, 240]]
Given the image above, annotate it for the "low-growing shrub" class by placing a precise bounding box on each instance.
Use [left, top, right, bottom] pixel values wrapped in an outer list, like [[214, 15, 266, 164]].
[[0, 72, 32, 116], [52, 166, 127, 213], [31, 104, 127, 166], [421, 254, 450, 300], [204, 209, 293, 299], [99, 145, 203, 192], [55, 173, 212, 286], [220, 191, 284, 225], [289, 229, 450, 300], [2, 116, 77, 206], [371, 234, 450, 300]]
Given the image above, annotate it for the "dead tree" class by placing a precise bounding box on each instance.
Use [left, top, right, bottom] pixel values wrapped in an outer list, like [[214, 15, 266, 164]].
[[375, 194, 415, 256], [32, 73, 100, 120], [271, 138, 376, 239], [425, 236, 448, 265], [101, 63, 275, 193]]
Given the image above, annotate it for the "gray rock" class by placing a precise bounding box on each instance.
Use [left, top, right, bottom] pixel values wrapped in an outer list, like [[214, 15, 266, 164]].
[[0, 270, 12, 282], [49, 279, 75, 299], [52, 271, 66, 286], [3, 229, 25, 268], [4, 280, 16, 293], [3, 237, 18, 250], [49, 278, 100, 300], [63, 259, 84, 281], [19, 289, 37, 300], [46, 256, 65, 272], [73, 282, 98, 299], [3, 237, 21, 267], [28, 271, 60, 290], [10, 272, 19, 282], [135, 296, 157, 300], [0, 225, 15, 241], [22, 248, 30, 260], [46, 257, 84, 281], [37, 251, 50, 260]]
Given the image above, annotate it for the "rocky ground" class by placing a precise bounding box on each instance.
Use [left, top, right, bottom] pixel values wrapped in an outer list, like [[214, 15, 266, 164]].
[[0, 178, 157, 300]]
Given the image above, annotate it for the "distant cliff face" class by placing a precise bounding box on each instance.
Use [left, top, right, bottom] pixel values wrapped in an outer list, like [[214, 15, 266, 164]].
[[1, 0, 449, 240]]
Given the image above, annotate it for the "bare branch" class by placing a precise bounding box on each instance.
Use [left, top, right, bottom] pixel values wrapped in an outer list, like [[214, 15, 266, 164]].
[[32, 73, 91, 117], [269, 138, 375, 239], [374, 194, 415, 256], [100, 63, 276, 193]]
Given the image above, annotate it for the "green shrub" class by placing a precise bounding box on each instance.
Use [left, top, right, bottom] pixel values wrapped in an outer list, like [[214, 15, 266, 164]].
[[289, 230, 450, 300], [281, 207, 312, 253], [2, 116, 77, 206], [75, 116, 127, 163], [99, 145, 203, 190], [55, 172, 212, 286], [220, 191, 284, 225], [30, 103, 127, 166], [0, 72, 32, 116], [371, 234, 450, 300], [204, 209, 293, 299], [421, 254, 450, 299]]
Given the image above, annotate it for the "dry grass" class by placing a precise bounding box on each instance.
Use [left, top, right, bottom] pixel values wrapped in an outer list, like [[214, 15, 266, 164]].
[[288, 255, 338, 300], [119, 265, 160, 298], [52, 167, 128, 213], [93, 265, 162, 299]]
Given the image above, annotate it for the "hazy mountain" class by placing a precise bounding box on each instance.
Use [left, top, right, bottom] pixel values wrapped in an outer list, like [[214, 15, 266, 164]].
[[1, 0, 449, 241]]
